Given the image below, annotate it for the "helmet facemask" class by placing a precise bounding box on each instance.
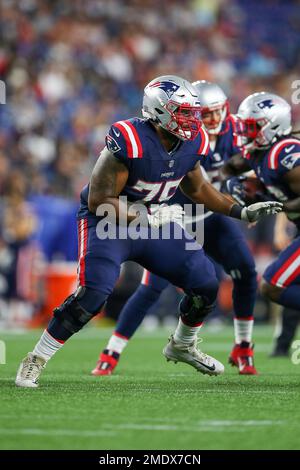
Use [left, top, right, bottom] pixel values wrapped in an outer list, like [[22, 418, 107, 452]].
[[163, 101, 202, 141], [236, 117, 285, 151]]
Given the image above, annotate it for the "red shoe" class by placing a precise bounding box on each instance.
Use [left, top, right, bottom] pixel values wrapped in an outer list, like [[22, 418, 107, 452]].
[[91, 349, 120, 376], [229, 342, 258, 375]]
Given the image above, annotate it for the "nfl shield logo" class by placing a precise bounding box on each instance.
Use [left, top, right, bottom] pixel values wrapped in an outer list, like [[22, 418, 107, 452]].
[[169, 160, 175, 168]]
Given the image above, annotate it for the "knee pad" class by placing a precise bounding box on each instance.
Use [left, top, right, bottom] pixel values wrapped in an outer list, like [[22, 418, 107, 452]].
[[192, 279, 219, 306], [53, 287, 106, 334], [180, 280, 218, 325]]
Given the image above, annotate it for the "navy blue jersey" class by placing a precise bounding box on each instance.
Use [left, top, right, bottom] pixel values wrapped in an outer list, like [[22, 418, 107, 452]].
[[78, 118, 210, 218], [245, 137, 300, 227], [201, 115, 240, 190]]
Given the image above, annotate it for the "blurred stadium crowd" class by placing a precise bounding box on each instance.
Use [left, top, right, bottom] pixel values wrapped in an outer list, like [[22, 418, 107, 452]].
[[0, 0, 300, 327]]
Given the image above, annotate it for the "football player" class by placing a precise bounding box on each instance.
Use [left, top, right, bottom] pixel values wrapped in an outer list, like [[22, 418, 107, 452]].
[[270, 213, 299, 357], [92, 81, 264, 377], [222, 92, 300, 328], [15, 77, 281, 387]]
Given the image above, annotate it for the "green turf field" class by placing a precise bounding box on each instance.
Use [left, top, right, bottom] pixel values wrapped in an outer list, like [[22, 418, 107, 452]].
[[1, 325, 300, 450]]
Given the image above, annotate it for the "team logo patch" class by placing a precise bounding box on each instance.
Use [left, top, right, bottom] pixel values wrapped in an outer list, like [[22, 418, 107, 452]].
[[106, 134, 121, 153], [257, 99, 275, 110], [149, 80, 180, 99], [281, 153, 300, 170]]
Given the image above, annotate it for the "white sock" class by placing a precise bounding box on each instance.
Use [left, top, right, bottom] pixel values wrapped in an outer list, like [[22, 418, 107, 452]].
[[234, 318, 253, 344], [107, 333, 128, 354], [173, 318, 203, 346], [33, 329, 65, 362]]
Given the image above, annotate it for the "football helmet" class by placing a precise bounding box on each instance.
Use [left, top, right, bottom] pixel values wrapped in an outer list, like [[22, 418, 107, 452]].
[[142, 75, 202, 140], [192, 80, 229, 134], [236, 92, 292, 150]]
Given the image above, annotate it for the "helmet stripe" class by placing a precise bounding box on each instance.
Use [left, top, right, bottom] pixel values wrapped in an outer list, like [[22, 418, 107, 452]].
[[268, 138, 300, 169]]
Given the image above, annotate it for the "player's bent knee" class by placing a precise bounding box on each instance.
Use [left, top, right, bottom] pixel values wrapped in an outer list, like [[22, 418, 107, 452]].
[[260, 279, 283, 302], [232, 266, 258, 296], [230, 262, 257, 285], [243, 263, 257, 281], [180, 279, 219, 325], [53, 287, 106, 334], [192, 278, 219, 305]]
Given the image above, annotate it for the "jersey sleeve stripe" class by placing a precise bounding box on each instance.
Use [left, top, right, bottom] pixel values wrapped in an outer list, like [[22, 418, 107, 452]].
[[114, 122, 134, 158], [268, 138, 300, 169], [197, 127, 210, 155], [115, 121, 142, 159], [270, 247, 300, 287], [141, 269, 150, 285], [78, 218, 88, 287], [125, 120, 143, 158]]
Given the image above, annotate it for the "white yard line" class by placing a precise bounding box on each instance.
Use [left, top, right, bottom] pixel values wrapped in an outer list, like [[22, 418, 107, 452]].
[[0, 420, 287, 439], [0, 428, 115, 437]]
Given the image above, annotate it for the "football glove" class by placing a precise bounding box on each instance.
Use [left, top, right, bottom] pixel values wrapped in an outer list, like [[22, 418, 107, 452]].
[[148, 204, 185, 228], [241, 201, 283, 223]]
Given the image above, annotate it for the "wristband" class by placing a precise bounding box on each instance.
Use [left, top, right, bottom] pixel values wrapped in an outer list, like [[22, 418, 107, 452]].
[[229, 203, 243, 220]]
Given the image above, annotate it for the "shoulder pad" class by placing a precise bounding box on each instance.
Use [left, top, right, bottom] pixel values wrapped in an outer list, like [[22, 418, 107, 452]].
[[268, 138, 300, 169], [106, 120, 143, 159]]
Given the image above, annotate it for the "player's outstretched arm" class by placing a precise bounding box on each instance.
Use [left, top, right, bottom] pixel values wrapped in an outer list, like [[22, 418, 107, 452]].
[[180, 162, 283, 222], [88, 147, 136, 222]]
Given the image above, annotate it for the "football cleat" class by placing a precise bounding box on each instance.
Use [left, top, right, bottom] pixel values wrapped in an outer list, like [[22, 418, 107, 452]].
[[163, 335, 224, 376], [91, 349, 120, 376], [15, 352, 46, 388], [229, 342, 258, 375]]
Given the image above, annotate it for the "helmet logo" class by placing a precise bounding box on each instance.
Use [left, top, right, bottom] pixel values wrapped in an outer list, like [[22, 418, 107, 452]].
[[257, 99, 275, 109], [149, 80, 180, 99]]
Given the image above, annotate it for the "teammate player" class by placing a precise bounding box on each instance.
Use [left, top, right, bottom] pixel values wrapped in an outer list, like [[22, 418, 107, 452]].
[[222, 92, 300, 323], [92, 81, 260, 377], [15, 77, 281, 388], [270, 213, 299, 357]]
